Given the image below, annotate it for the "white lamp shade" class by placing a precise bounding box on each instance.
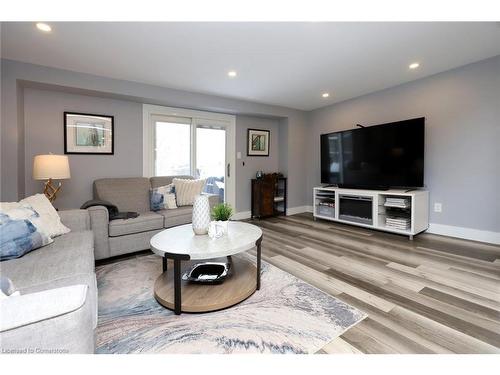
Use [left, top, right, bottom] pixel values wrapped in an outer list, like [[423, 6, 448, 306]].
[[33, 154, 71, 180]]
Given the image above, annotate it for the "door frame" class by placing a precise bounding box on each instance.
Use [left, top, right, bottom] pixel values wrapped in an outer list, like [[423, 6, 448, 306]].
[[142, 104, 236, 209]]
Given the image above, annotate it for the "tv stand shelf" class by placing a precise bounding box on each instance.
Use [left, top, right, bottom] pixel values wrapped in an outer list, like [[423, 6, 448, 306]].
[[313, 187, 429, 240]]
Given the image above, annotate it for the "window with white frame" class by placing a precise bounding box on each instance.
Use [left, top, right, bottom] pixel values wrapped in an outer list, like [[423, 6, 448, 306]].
[[143, 105, 236, 207], [153, 116, 192, 176]]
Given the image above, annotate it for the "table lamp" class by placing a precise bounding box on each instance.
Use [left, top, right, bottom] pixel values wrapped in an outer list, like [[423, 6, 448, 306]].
[[33, 154, 71, 203]]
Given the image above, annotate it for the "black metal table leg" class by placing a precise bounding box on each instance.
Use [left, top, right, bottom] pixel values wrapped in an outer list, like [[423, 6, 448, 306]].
[[256, 236, 262, 290], [162, 256, 168, 273], [174, 258, 182, 315]]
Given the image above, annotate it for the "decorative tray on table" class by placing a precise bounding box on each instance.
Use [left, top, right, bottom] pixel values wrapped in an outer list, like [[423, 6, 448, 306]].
[[182, 260, 231, 284]]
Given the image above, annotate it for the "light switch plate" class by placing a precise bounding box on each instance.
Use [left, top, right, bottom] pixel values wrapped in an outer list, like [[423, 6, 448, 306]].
[[434, 203, 442, 213], [237, 152, 242, 159]]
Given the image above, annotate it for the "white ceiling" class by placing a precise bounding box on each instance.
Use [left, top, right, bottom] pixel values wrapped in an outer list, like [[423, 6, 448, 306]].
[[2, 22, 500, 111]]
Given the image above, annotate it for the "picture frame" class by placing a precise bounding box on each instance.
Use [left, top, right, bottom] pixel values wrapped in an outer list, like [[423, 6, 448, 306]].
[[64, 112, 114, 155], [247, 128, 270, 157]]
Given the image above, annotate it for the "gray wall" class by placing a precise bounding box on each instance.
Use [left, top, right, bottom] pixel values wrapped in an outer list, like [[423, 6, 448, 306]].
[[23, 88, 143, 209], [3, 56, 499, 233], [235, 116, 281, 212], [20, 87, 283, 211], [1, 59, 309, 210], [307, 55, 500, 232]]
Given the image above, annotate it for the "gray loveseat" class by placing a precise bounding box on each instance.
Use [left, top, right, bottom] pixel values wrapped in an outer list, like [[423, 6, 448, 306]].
[[88, 176, 218, 260], [0, 209, 97, 354]]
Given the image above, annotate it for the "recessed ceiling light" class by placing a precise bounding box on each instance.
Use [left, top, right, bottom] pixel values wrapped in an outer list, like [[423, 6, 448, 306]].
[[36, 23, 52, 32], [409, 62, 420, 70], [322, 93, 330, 98], [227, 71, 237, 78]]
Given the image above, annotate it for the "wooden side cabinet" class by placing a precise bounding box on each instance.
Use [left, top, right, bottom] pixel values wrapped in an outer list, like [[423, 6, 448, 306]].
[[251, 176, 287, 219]]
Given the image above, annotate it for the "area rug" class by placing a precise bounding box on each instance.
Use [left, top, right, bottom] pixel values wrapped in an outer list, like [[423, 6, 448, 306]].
[[95, 254, 366, 354]]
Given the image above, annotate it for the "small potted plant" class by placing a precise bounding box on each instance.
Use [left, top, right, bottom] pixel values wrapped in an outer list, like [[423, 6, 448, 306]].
[[209, 203, 233, 237]]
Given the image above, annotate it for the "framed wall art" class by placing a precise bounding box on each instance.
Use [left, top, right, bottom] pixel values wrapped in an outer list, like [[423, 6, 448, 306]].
[[247, 128, 270, 157], [64, 112, 114, 154]]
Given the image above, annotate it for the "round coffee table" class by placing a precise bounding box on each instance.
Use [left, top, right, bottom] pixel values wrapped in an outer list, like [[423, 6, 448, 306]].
[[150, 221, 263, 315]]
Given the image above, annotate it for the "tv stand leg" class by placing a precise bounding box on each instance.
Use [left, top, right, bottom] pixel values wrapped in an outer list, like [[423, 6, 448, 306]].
[[409, 235, 414, 241]]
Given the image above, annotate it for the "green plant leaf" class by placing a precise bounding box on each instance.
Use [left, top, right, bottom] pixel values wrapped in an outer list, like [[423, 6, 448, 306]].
[[211, 203, 233, 221]]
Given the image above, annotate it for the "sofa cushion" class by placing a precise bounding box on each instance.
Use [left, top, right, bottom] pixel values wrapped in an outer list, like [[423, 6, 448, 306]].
[[0, 282, 95, 353], [94, 177, 151, 213], [158, 205, 193, 218], [0, 284, 89, 333], [157, 206, 193, 228], [109, 229, 163, 257], [0, 231, 95, 290], [173, 178, 206, 206], [150, 175, 193, 189], [108, 212, 164, 237], [19, 273, 98, 330]]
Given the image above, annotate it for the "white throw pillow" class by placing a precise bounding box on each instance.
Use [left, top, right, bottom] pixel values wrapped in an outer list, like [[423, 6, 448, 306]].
[[173, 178, 206, 206], [164, 193, 178, 210], [20, 194, 70, 238]]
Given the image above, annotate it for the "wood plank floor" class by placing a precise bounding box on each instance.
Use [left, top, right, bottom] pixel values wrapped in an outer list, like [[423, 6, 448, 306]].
[[247, 213, 500, 354]]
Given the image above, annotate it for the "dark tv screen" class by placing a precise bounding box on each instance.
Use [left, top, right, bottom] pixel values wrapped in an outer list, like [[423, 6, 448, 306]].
[[320, 118, 425, 189]]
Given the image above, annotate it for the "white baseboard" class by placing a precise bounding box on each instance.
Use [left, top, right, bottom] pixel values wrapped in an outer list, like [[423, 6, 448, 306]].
[[286, 205, 313, 216], [232, 211, 252, 221], [427, 223, 500, 245], [232, 206, 313, 220], [235, 206, 499, 245]]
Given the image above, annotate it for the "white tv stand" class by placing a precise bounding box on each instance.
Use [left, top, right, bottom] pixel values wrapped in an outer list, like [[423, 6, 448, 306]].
[[313, 186, 429, 240]]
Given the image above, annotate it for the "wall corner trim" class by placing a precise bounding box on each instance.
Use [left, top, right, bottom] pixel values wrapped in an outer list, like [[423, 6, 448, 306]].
[[427, 223, 500, 245]]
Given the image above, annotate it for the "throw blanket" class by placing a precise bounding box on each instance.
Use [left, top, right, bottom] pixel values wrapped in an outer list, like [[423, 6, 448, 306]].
[[80, 199, 139, 220]]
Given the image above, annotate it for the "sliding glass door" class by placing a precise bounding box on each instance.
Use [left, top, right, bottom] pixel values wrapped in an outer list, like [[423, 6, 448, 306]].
[[196, 125, 226, 203], [154, 116, 191, 176], [148, 110, 234, 206]]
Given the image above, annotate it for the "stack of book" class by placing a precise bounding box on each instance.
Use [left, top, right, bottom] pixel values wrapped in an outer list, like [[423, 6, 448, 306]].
[[318, 200, 335, 208], [385, 216, 411, 230], [384, 197, 410, 208]]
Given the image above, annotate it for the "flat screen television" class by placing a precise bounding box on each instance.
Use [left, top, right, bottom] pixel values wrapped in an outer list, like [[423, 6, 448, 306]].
[[320, 117, 425, 189]]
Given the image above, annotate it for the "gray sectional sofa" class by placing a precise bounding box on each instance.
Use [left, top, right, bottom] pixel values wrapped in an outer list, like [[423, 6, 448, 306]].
[[0, 209, 97, 354], [0, 175, 214, 354], [89, 176, 218, 260]]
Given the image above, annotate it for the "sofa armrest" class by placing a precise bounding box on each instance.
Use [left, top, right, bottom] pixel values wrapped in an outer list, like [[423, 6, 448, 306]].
[[87, 206, 110, 260], [0, 285, 94, 353], [58, 209, 90, 232], [202, 193, 220, 210]]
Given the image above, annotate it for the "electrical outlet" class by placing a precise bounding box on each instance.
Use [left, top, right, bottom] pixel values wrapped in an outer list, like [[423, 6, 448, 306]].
[[434, 203, 442, 213]]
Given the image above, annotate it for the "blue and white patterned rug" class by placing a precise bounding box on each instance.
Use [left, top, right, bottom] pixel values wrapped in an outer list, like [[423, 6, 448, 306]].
[[96, 254, 366, 354]]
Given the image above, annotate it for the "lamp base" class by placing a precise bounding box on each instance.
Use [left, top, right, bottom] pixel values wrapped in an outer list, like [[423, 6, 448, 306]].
[[43, 178, 62, 203]]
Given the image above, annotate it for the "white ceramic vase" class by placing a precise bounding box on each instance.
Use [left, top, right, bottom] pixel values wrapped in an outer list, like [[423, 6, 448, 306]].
[[192, 195, 211, 235]]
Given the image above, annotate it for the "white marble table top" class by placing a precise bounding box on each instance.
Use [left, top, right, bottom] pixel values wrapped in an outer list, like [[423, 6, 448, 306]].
[[150, 221, 263, 260]]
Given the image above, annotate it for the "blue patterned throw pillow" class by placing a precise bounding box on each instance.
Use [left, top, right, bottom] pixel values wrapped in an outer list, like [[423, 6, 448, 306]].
[[0, 204, 53, 261], [150, 184, 177, 211]]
